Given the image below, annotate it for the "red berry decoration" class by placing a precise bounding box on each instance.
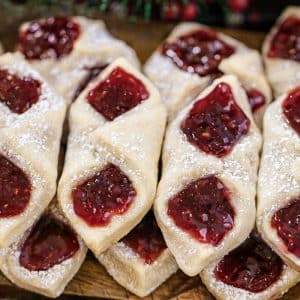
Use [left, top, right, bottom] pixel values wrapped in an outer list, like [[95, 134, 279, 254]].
[[161, 0, 181, 21], [228, 0, 250, 13], [87, 67, 149, 121], [0, 69, 41, 114], [0, 155, 31, 218], [268, 16, 300, 61], [72, 164, 136, 227], [167, 175, 235, 246], [282, 86, 300, 135], [180, 1, 198, 21], [162, 28, 235, 78], [272, 197, 300, 258], [215, 231, 283, 293], [19, 213, 80, 271], [181, 83, 250, 157], [121, 211, 167, 264], [18, 16, 80, 60]]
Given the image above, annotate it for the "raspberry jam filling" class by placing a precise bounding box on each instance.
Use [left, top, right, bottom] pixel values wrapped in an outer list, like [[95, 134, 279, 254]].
[[72, 163, 136, 227], [181, 82, 250, 157], [214, 231, 283, 293], [0, 69, 41, 114], [0, 154, 31, 217], [19, 213, 80, 271], [121, 211, 167, 264], [18, 16, 80, 60], [271, 197, 300, 258], [167, 175, 235, 246], [87, 67, 149, 121], [268, 16, 300, 61], [161, 28, 235, 77], [282, 87, 300, 135], [73, 64, 107, 100], [246, 88, 266, 113]]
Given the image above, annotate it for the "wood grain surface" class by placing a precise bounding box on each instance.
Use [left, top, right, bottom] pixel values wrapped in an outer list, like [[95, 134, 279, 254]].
[[0, 7, 298, 300]]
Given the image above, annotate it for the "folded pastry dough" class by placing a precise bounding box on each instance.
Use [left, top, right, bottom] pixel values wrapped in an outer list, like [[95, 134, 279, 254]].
[[144, 22, 270, 125], [201, 231, 300, 300], [0, 52, 66, 247], [98, 211, 178, 297], [219, 50, 271, 127], [0, 202, 87, 298], [17, 16, 140, 103], [263, 6, 300, 97], [257, 87, 300, 270], [58, 57, 167, 256], [154, 75, 261, 276]]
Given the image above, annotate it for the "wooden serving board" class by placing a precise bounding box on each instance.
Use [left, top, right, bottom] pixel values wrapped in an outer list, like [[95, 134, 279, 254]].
[[0, 6, 299, 300]]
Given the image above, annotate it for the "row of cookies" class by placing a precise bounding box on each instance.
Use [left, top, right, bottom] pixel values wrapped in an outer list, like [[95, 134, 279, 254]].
[[147, 5, 300, 300], [146, 6, 300, 300], [0, 5, 298, 299], [0, 18, 146, 297], [200, 7, 300, 299], [101, 6, 300, 299]]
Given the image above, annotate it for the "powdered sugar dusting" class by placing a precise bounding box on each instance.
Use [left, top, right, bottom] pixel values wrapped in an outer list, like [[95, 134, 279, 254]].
[[0, 202, 87, 297], [21, 16, 139, 104], [154, 75, 261, 275], [257, 91, 300, 268], [201, 260, 300, 300], [0, 52, 67, 255], [259, 97, 299, 212]]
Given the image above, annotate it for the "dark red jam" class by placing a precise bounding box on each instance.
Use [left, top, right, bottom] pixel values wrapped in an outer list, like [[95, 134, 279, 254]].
[[18, 16, 80, 60], [19, 213, 80, 271], [271, 197, 300, 258], [167, 175, 235, 246], [282, 87, 300, 135], [214, 231, 283, 293], [0, 69, 41, 114], [0, 155, 31, 217], [72, 163, 136, 227], [161, 28, 235, 78], [87, 67, 149, 121], [246, 88, 266, 113], [121, 211, 167, 264], [73, 64, 107, 100], [181, 82, 250, 157], [268, 16, 300, 61]]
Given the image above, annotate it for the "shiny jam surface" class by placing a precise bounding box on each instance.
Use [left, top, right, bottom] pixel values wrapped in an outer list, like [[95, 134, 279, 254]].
[[282, 87, 300, 135], [73, 64, 107, 100], [72, 163, 136, 227], [0, 154, 31, 217], [19, 213, 80, 271], [87, 67, 149, 121], [214, 231, 283, 293], [18, 16, 80, 60], [161, 28, 235, 77], [268, 16, 300, 61], [0, 69, 41, 114], [246, 88, 266, 113], [167, 175, 235, 246], [272, 197, 300, 258], [121, 211, 167, 264], [181, 82, 250, 157]]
